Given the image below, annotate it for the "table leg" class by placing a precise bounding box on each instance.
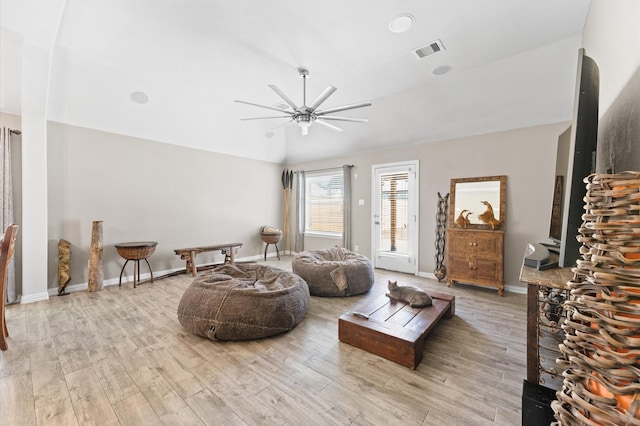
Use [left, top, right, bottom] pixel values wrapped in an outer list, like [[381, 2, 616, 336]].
[[229, 247, 235, 264], [275, 243, 280, 260], [527, 283, 539, 383], [190, 250, 197, 276], [118, 260, 130, 287], [264, 244, 268, 261], [133, 260, 138, 288], [144, 258, 153, 283]]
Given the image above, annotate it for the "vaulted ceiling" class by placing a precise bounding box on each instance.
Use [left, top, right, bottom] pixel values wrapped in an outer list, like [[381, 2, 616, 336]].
[[0, 0, 592, 164]]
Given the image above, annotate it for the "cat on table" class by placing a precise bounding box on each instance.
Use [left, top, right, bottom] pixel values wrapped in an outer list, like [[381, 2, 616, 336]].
[[385, 280, 432, 308]]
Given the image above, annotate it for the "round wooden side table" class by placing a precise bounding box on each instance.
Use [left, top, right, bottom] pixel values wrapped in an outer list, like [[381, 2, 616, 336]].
[[115, 241, 157, 288]]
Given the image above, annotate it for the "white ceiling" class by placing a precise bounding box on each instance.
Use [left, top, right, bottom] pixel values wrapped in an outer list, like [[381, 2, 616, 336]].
[[0, 0, 592, 164]]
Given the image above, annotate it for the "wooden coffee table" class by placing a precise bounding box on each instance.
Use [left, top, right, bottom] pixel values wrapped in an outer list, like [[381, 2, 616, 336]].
[[338, 291, 455, 369]]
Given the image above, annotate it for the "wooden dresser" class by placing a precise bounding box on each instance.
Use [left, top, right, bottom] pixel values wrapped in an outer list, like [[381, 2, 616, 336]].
[[446, 228, 505, 296]]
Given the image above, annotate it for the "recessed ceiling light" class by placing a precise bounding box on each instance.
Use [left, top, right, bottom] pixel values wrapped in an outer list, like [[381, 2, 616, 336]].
[[130, 91, 149, 104], [432, 65, 452, 76], [388, 14, 414, 33]]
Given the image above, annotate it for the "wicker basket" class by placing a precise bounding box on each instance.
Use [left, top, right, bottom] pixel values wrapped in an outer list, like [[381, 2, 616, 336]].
[[552, 172, 640, 425], [115, 243, 157, 260], [261, 233, 282, 244]]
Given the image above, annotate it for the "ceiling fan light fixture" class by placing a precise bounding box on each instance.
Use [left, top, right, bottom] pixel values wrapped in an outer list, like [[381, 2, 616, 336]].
[[389, 14, 414, 33], [236, 68, 371, 135], [298, 121, 311, 136]]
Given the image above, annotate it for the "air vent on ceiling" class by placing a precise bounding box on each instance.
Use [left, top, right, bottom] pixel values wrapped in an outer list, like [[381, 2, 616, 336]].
[[413, 39, 445, 59]]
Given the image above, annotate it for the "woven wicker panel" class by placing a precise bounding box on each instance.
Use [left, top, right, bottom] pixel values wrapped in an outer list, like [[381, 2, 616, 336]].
[[116, 245, 156, 260], [552, 172, 640, 425]]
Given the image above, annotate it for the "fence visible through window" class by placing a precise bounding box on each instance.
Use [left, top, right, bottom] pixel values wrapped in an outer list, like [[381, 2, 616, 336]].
[[379, 172, 409, 254], [305, 170, 344, 235]]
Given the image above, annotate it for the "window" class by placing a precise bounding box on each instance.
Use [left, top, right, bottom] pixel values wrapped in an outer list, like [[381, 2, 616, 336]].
[[305, 169, 344, 237], [379, 171, 409, 253]]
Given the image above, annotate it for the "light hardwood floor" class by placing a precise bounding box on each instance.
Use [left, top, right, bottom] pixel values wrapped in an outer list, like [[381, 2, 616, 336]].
[[1, 258, 527, 425]]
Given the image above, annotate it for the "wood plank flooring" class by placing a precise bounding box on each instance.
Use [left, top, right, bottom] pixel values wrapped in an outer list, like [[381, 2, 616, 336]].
[[1, 258, 527, 425]]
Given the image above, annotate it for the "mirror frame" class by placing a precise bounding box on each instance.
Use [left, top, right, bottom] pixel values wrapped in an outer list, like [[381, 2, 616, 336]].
[[449, 175, 507, 230]]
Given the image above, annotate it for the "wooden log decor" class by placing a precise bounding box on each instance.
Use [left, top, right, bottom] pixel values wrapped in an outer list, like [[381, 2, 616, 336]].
[[57, 239, 71, 296], [552, 172, 640, 424], [282, 169, 293, 254], [87, 220, 103, 292]]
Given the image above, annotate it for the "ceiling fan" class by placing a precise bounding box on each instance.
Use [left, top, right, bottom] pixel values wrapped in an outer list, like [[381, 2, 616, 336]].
[[235, 68, 371, 136]]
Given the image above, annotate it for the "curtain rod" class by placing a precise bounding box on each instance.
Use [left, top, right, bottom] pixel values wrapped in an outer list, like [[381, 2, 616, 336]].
[[295, 164, 353, 174]]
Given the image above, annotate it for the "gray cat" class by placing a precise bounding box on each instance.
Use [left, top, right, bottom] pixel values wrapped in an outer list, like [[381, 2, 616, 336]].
[[385, 280, 432, 308]]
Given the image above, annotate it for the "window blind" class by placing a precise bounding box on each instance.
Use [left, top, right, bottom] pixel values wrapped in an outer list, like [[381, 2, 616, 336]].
[[305, 170, 344, 235], [379, 172, 409, 253]]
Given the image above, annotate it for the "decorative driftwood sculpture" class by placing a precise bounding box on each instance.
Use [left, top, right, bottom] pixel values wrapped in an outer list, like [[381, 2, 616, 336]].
[[455, 209, 472, 228], [87, 220, 103, 292], [57, 239, 71, 295], [434, 192, 449, 281], [478, 201, 501, 230], [281, 169, 293, 254]]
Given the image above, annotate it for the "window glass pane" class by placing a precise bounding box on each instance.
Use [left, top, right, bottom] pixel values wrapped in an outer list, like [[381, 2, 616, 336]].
[[305, 170, 343, 235], [379, 172, 409, 254]]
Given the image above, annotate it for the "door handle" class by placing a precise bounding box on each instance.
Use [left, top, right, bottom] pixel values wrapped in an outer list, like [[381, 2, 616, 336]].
[[374, 221, 380, 225]]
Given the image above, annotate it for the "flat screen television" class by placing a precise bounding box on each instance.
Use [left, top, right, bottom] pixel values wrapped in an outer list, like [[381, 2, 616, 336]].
[[549, 48, 599, 268]]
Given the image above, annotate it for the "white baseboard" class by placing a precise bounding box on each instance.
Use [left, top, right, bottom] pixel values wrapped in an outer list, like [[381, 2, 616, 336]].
[[20, 291, 50, 304], [417, 271, 526, 294], [45, 254, 273, 297]]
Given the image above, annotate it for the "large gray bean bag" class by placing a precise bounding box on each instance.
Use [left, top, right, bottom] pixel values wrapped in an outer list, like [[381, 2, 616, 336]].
[[292, 247, 374, 296], [177, 263, 309, 341]]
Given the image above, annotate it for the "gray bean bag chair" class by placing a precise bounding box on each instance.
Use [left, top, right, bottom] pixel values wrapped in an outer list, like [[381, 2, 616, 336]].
[[177, 263, 309, 341], [292, 247, 374, 296]]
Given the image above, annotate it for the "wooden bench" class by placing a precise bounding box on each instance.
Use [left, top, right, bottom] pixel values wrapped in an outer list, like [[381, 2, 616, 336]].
[[338, 291, 455, 369], [174, 243, 242, 276]]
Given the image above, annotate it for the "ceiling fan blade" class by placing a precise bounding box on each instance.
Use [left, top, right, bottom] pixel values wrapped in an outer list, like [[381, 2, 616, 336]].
[[315, 119, 343, 132], [268, 119, 294, 131], [308, 86, 337, 111], [240, 116, 292, 120], [235, 100, 294, 114], [268, 85, 299, 110], [315, 101, 372, 116], [318, 116, 369, 123]]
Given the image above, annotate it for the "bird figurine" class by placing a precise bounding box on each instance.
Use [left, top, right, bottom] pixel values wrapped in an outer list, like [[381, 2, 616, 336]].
[[455, 209, 473, 228], [478, 201, 501, 229]]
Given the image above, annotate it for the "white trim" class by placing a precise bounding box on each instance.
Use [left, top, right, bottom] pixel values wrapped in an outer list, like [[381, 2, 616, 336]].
[[371, 160, 419, 275], [20, 291, 49, 304], [504, 284, 526, 294], [304, 231, 342, 239], [45, 253, 272, 296], [417, 271, 527, 295]]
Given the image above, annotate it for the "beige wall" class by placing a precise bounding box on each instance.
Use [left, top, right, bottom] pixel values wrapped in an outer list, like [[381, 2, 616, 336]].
[[47, 122, 284, 290], [0, 112, 21, 130], [289, 122, 570, 291]]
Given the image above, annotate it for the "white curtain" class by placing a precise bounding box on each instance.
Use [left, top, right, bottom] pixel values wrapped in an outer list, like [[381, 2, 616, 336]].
[[342, 165, 353, 250], [1, 127, 16, 304], [294, 171, 305, 253]]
